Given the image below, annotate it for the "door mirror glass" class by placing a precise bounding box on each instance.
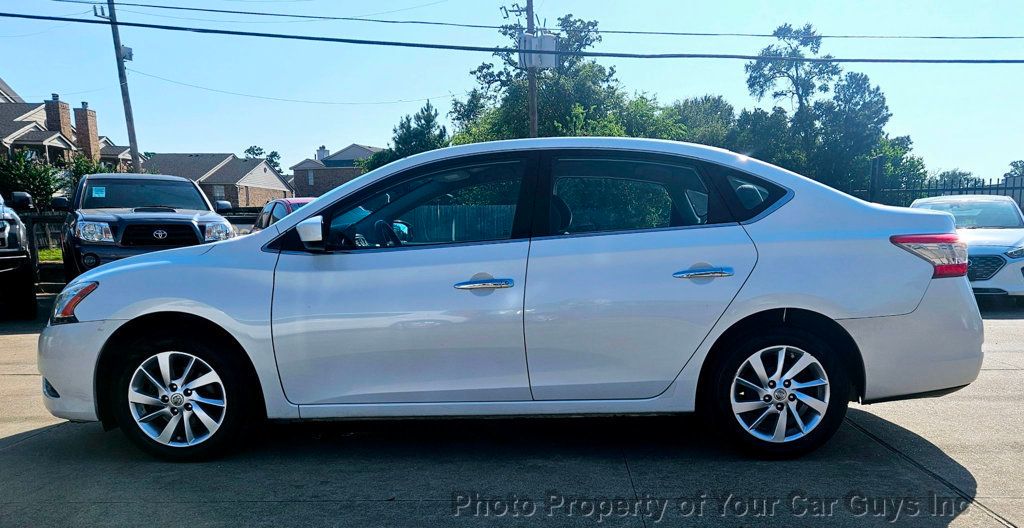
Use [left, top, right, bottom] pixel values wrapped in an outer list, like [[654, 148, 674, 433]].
[[50, 196, 70, 211], [10, 192, 34, 212], [214, 200, 232, 213], [295, 215, 325, 251], [391, 220, 412, 242]]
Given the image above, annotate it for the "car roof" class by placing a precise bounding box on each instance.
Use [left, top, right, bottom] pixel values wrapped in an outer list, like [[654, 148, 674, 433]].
[[83, 173, 192, 183]]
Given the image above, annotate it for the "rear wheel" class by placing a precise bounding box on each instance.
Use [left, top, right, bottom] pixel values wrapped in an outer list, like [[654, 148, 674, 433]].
[[707, 329, 849, 457], [112, 337, 250, 461]]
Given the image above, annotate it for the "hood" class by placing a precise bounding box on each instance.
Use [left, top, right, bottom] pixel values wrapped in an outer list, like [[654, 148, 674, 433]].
[[957, 227, 1024, 249], [77, 208, 225, 223]]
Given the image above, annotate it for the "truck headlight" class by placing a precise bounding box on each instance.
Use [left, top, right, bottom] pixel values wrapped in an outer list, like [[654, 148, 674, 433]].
[[1006, 247, 1024, 259], [204, 221, 234, 242], [75, 221, 114, 243]]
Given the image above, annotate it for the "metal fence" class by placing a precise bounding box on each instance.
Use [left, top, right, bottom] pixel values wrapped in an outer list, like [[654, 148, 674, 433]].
[[848, 178, 1024, 208]]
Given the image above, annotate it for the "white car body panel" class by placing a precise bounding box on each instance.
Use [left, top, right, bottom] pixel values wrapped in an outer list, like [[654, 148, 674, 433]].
[[273, 240, 532, 404], [524, 224, 757, 400], [37, 137, 984, 424]]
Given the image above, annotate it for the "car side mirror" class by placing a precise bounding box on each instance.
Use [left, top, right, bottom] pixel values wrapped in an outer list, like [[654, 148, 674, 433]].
[[50, 196, 70, 211], [214, 200, 232, 214], [391, 220, 412, 243], [296, 215, 325, 251], [11, 192, 34, 212]]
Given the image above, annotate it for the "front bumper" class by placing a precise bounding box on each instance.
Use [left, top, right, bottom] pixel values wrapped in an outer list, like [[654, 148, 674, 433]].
[[69, 242, 192, 272], [0, 251, 31, 274], [37, 320, 121, 422], [839, 277, 984, 403], [968, 249, 1024, 296]]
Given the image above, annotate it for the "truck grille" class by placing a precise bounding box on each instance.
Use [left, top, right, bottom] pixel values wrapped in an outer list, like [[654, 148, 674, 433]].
[[967, 255, 1005, 281], [120, 224, 200, 247]]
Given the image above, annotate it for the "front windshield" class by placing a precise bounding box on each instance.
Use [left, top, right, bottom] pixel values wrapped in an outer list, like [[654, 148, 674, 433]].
[[81, 179, 209, 210], [913, 200, 1024, 229]]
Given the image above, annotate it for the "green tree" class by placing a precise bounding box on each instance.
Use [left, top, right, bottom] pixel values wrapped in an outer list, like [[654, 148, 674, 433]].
[[745, 23, 841, 112], [811, 72, 891, 189], [665, 95, 735, 147], [874, 136, 928, 192], [361, 101, 449, 171], [725, 107, 806, 173], [1004, 160, 1024, 180], [243, 145, 282, 172], [0, 151, 64, 206], [59, 154, 111, 192], [932, 169, 983, 186]]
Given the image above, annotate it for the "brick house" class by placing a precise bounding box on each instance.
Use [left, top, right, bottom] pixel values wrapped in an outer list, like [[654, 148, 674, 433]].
[[144, 153, 293, 207], [0, 77, 131, 168], [289, 143, 382, 197]]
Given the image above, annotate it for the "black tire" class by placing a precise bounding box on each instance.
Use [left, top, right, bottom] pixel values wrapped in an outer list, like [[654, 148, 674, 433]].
[[705, 327, 850, 458], [62, 247, 79, 283], [9, 264, 38, 321], [111, 336, 252, 461]]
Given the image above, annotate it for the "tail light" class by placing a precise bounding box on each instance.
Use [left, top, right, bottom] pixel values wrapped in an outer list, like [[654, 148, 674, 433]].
[[890, 234, 967, 278]]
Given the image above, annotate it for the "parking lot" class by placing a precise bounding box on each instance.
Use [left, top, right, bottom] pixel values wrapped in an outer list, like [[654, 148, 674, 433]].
[[0, 297, 1020, 527]]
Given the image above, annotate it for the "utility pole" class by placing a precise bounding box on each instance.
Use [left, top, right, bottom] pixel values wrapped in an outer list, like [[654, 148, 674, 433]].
[[99, 1, 142, 171], [525, 0, 538, 138]]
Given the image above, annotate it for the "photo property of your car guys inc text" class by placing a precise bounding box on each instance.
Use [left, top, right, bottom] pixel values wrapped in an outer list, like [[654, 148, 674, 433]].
[[1, 1, 1022, 526]]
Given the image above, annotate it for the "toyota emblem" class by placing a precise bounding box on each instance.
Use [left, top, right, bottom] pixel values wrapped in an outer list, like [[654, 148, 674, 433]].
[[152, 229, 168, 240]]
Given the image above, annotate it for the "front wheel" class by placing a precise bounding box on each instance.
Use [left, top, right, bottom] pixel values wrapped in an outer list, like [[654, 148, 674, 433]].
[[112, 338, 249, 460], [707, 329, 849, 457]]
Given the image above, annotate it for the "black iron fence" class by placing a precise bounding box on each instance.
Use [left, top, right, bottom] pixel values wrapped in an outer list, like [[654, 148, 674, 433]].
[[847, 178, 1024, 208]]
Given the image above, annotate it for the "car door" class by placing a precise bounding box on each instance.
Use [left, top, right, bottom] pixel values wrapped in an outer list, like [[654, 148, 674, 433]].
[[272, 152, 538, 404], [524, 151, 758, 400]]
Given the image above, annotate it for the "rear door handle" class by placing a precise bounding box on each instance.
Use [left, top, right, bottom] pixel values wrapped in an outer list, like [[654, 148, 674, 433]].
[[454, 278, 515, 290], [673, 267, 734, 279]]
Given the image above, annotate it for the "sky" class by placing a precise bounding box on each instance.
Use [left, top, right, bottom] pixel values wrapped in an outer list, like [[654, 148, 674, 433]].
[[1, 0, 1022, 178]]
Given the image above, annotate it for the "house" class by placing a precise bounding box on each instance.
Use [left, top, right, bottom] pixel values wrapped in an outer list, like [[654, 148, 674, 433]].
[[99, 136, 132, 171], [144, 153, 293, 207], [0, 77, 131, 169], [289, 143, 382, 197]]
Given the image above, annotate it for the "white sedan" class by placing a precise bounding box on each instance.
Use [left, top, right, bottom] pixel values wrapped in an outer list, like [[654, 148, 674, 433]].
[[39, 138, 983, 460], [911, 195, 1024, 302]]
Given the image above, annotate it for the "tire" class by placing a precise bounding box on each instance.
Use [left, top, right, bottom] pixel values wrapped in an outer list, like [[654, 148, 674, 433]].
[[705, 328, 850, 458], [8, 264, 38, 321], [111, 336, 251, 461], [62, 247, 79, 283]]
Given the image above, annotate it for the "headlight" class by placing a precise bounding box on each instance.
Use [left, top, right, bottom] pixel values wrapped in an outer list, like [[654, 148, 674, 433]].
[[75, 221, 114, 243], [1006, 247, 1024, 259], [204, 221, 234, 242], [51, 282, 98, 324]]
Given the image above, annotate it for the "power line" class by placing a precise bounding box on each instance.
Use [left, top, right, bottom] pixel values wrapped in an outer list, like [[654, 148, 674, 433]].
[[50, 0, 1024, 40], [126, 67, 462, 105], [3, 11, 1024, 64]]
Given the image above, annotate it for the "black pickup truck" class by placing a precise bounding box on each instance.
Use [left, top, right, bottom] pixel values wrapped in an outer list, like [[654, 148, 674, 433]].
[[0, 192, 37, 319], [53, 173, 235, 281]]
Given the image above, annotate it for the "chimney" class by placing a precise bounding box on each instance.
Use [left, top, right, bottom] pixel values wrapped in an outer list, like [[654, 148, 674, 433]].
[[315, 145, 329, 161], [74, 101, 100, 162], [44, 93, 73, 142]]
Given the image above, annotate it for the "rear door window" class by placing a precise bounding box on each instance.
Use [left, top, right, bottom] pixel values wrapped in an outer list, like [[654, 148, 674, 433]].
[[702, 163, 787, 222]]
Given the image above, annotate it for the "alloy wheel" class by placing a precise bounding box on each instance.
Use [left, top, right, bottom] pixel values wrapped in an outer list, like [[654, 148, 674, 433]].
[[127, 351, 227, 447], [730, 345, 830, 443]]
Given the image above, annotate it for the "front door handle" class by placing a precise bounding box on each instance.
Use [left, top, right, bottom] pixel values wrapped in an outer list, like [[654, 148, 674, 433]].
[[454, 278, 515, 290], [673, 267, 734, 280]]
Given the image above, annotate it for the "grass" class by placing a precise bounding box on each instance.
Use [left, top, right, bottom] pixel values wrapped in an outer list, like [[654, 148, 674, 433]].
[[36, 248, 63, 262]]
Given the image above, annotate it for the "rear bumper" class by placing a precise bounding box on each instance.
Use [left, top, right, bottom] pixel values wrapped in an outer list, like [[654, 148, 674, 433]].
[[840, 278, 983, 403]]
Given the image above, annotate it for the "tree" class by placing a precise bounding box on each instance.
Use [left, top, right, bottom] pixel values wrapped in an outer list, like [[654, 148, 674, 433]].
[[1004, 160, 1024, 180], [665, 95, 735, 147], [361, 101, 449, 171], [874, 136, 928, 193], [0, 150, 64, 206], [243, 145, 282, 173], [745, 23, 841, 113], [932, 169, 983, 186], [811, 72, 891, 189], [58, 154, 112, 192], [725, 107, 806, 173]]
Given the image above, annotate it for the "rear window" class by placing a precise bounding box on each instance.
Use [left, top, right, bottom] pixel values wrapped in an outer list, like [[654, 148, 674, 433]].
[[703, 164, 787, 222]]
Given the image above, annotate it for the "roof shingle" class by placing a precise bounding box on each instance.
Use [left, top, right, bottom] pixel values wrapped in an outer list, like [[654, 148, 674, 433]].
[[143, 153, 233, 181]]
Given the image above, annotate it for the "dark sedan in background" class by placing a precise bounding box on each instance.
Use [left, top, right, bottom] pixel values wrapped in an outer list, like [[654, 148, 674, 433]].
[[54, 173, 235, 280]]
